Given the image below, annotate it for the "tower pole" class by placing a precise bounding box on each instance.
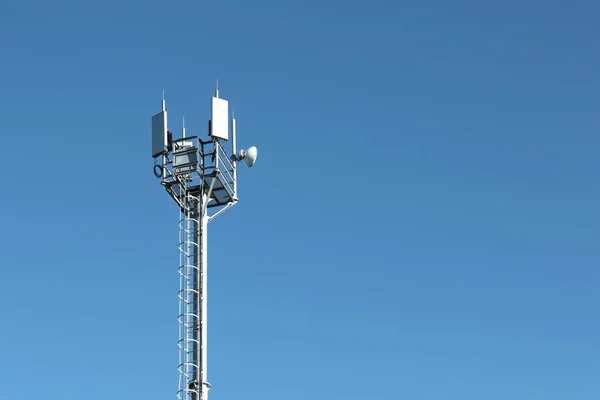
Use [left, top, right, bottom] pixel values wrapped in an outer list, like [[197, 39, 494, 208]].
[[188, 196, 201, 399], [188, 190, 210, 400], [199, 192, 209, 400]]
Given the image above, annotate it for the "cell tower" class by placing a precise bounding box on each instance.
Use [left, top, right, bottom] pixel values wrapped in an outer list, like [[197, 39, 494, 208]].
[[151, 85, 258, 400]]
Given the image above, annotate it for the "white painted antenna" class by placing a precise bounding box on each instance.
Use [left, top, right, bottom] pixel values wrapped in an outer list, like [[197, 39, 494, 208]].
[[232, 108, 238, 199]]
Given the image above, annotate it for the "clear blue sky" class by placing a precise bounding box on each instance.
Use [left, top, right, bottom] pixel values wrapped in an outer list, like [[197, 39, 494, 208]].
[[1, 1, 599, 399]]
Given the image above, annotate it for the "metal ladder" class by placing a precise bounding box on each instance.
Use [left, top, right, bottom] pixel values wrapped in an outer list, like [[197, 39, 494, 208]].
[[177, 191, 202, 400]]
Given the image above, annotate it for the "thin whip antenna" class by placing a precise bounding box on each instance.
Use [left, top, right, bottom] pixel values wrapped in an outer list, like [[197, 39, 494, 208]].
[[182, 117, 186, 138], [215, 78, 219, 98], [232, 108, 236, 156], [162, 89, 166, 112]]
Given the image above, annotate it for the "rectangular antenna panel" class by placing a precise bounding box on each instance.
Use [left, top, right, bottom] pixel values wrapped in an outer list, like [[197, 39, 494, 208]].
[[152, 111, 167, 157], [210, 97, 229, 141]]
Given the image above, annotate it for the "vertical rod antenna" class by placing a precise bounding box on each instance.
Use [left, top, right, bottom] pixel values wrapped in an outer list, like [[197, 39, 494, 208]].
[[215, 78, 219, 98], [231, 109, 236, 156], [182, 117, 186, 138], [232, 109, 238, 200], [161, 89, 166, 181]]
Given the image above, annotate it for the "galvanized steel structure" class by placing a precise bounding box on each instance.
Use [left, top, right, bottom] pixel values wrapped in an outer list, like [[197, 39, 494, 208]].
[[151, 87, 257, 400]]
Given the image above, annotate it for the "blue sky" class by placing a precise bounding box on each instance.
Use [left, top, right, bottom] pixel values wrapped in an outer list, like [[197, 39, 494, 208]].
[[1, 1, 599, 399]]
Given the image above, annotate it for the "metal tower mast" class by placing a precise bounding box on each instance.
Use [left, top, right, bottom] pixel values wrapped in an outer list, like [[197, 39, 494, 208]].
[[151, 86, 258, 400]]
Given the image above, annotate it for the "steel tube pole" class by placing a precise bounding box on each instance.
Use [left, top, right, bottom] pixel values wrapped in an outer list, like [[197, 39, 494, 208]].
[[200, 193, 210, 400], [190, 199, 200, 399]]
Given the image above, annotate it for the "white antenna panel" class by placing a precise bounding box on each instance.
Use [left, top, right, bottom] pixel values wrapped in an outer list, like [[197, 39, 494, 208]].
[[152, 111, 168, 157], [210, 97, 229, 141]]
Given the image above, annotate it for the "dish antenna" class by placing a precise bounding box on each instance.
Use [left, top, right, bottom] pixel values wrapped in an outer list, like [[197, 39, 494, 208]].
[[236, 146, 258, 168]]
